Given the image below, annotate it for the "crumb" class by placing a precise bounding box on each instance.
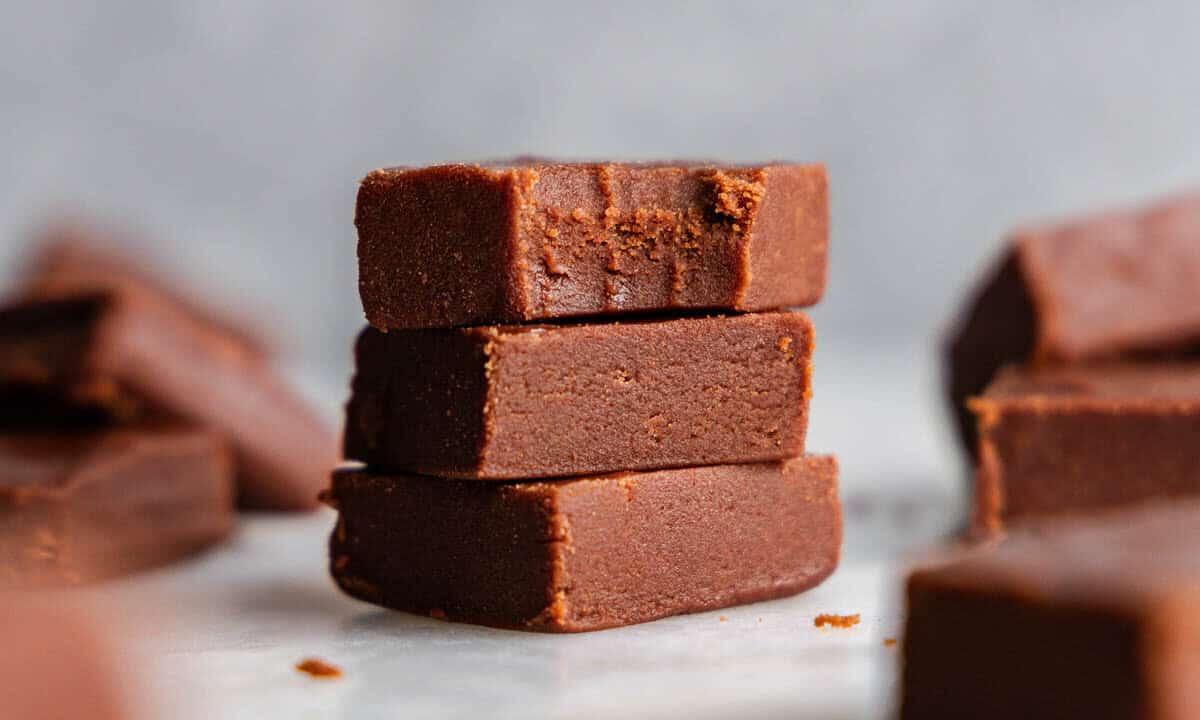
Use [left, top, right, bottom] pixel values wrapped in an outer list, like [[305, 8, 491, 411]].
[[429, 608, 447, 621], [757, 617, 763, 623], [719, 616, 727, 623], [882, 637, 898, 647], [296, 658, 341, 679], [814, 613, 860, 629]]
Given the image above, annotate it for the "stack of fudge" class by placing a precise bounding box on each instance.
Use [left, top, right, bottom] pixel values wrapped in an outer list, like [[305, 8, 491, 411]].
[[945, 192, 1200, 533], [0, 223, 336, 587], [325, 161, 841, 632], [899, 193, 1200, 717]]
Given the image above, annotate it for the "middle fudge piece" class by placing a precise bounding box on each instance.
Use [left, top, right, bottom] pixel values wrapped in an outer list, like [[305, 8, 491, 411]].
[[327, 455, 841, 632], [970, 361, 1200, 533], [344, 312, 813, 478]]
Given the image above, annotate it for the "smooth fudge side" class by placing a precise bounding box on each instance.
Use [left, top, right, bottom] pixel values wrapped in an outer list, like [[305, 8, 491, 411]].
[[326, 455, 841, 632]]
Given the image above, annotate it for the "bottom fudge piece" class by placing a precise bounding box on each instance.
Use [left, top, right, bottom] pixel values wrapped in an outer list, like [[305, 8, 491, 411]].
[[326, 455, 840, 632], [1, 602, 131, 719], [901, 501, 1200, 720], [0, 428, 235, 587], [970, 362, 1200, 533]]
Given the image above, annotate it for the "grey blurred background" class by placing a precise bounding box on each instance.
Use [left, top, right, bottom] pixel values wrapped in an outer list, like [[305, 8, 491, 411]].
[[2, 1, 1198, 492]]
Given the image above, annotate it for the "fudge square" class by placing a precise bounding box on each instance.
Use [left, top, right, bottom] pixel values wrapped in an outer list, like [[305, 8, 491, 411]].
[[356, 161, 828, 330], [344, 312, 813, 479], [944, 191, 1200, 456], [970, 362, 1200, 533], [901, 501, 1200, 720], [325, 455, 840, 633], [0, 428, 235, 587], [0, 294, 336, 510]]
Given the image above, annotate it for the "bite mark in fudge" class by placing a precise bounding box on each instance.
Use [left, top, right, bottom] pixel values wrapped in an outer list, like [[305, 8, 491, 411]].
[[0, 428, 235, 587], [326, 455, 841, 632], [0, 294, 336, 510], [969, 362, 1200, 533], [344, 312, 813, 479], [945, 192, 1200, 456], [355, 161, 828, 330], [901, 501, 1200, 720]]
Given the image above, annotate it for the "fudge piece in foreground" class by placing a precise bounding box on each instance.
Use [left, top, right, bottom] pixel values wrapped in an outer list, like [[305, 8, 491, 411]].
[[345, 312, 813, 479], [0, 428, 235, 587], [356, 162, 828, 330], [1, 602, 131, 719], [0, 294, 336, 510], [970, 362, 1200, 533], [326, 455, 840, 632], [945, 192, 1200, 456], [901, 501, 1200, 719]]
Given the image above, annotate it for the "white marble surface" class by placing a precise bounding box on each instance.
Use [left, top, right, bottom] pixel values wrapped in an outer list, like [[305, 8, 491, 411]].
[[78, 481, 960, 720]]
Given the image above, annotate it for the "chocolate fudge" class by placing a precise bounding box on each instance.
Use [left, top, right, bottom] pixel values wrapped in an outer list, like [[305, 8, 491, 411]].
[[356, 162, 828, 330], [0, 294, 336, 510], [970, 362, 1200, 533], [22, 220, 271, 356], [326, 455, 840, 632], [0, 428, 235, 587], [344, 312, 813, 478], [1, 603, 131, 719], [901, 501, 1200, 719], [945, 192, 1200, 455]]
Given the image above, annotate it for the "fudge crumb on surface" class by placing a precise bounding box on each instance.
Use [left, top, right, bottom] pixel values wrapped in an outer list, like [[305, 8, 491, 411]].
[[882, 637, 898, 647], [719, 616, 728, 623], [296, 658, 342, 679], [814, 613, 860, 629]]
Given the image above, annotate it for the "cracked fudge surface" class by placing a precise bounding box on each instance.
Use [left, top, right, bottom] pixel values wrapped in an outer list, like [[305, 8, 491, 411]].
[[0, 428, 235, 587], [902, 501, 1200, 720], [344, 311, 813, 479], [325, 455, 840, 632], [970, 361, 1200, 533], [355, 162, 828, 330]]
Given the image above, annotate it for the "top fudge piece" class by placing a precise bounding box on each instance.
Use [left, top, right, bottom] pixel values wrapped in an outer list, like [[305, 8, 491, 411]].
[[902, 501, 1200, 720], [945, 192, 1200, 456], [356, 161, 828, 329]]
